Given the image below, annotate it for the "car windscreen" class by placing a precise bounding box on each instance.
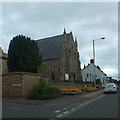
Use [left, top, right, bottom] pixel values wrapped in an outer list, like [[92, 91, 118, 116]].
[[105, 84, 114, 88]]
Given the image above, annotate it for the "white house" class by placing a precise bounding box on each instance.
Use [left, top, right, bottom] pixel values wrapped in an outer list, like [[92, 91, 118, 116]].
[[81, 59, 107, 86]]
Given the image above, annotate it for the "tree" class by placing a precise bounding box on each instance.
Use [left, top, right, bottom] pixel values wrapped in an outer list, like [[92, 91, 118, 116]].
[[8, 34, 41, 73], [96, 79, 101, 85]]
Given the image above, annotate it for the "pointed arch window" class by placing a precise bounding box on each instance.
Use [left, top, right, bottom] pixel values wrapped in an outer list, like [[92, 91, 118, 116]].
[[51, 73, 55, 82]]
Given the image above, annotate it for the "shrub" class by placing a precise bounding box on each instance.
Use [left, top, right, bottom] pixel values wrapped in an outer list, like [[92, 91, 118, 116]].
[[27, 82, 63, 100], [95, 84, 101, 88]]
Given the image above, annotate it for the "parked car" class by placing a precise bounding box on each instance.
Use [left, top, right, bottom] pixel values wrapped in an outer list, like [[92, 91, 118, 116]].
[[104, 83, 118, 94], [116, 84, 119, 89]]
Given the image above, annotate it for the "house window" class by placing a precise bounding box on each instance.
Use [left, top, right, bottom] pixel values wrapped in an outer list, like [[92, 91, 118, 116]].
[[95, 75, 97, 79], [86, 74, 88, 78], [90, 74, 91, 81]]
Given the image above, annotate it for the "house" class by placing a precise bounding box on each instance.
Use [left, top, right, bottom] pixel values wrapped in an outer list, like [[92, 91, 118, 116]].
[[81, 59, 107, 86], [36, 29, 83, 83]]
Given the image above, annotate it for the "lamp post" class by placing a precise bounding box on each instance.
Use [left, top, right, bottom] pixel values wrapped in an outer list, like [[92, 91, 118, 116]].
[[93, 37, 105, 87]]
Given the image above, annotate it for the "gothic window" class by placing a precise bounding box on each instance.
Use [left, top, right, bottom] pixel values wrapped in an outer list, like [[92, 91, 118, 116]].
[[73, 72, 75, 80], [58, 68, 60, 72], [51, 73, 55, 82], [52, 65, 55, 69], [74, 52, 75, 56], [69, 49, 70, 53]]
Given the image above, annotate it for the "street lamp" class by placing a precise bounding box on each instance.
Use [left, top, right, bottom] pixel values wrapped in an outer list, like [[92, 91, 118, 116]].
[[93, 37, 105, 87]]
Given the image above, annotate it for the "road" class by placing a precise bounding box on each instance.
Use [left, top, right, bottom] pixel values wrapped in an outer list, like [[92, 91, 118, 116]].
[[2, 90, 119, 119], [66, 93, 118, 118]]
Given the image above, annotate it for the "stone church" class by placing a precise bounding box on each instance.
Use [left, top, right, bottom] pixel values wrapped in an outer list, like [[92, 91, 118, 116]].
[[36, 29, 83, 83]]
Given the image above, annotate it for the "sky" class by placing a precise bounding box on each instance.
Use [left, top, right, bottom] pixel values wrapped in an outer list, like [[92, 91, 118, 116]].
[[1, 1, 119, 80]]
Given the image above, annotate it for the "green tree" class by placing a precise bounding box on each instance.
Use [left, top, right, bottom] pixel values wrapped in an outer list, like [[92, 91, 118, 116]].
[[8, 34, 41, 73], [96, 79, 101, 84]]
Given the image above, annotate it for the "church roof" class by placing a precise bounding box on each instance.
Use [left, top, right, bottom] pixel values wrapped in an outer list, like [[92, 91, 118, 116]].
[[36, 33, 71, 60]]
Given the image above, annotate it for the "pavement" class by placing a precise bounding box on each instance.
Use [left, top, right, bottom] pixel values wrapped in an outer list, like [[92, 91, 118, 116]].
[[2, 89, 104, 105]]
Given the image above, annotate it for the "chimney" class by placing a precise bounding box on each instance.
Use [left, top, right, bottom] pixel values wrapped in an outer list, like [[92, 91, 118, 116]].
[[90, 59, 94, 64]]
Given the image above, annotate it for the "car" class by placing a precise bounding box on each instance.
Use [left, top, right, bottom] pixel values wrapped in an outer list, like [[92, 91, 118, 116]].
[[104, 83, 118, 94]]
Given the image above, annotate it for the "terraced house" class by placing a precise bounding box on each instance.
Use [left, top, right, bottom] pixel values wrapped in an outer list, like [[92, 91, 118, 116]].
[[36, 29, 83, 83]]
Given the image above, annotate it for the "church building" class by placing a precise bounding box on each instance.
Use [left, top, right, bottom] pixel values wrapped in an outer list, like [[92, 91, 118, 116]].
[[36, 29, 83, 83]]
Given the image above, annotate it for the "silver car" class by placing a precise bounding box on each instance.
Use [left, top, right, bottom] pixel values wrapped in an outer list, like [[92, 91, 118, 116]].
[[104, 83, 118, 93]]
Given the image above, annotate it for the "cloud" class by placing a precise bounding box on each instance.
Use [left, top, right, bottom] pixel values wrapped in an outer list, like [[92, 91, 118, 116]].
[[1, 2, 118, 79]]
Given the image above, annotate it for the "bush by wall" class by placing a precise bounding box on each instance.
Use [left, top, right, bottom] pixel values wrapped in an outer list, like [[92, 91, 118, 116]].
[[27, 82, 63, 100]]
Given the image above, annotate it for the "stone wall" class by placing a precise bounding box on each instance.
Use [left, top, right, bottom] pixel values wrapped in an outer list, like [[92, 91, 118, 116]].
[[2, 59, 8, 74], [49, 82, 83, 89], [2, 72, 42, 97], [0, 47, 8, 75], [39, 59, 61, 82]]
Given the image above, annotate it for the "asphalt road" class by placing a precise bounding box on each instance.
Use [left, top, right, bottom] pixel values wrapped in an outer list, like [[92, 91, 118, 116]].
[[2, 90, 119, 119], [66, 93, 118, 118]]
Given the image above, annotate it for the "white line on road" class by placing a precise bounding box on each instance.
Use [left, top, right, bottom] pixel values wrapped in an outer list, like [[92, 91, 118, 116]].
[[56, 114, 64, 118], [88, 94, 105, 104], [10, 107, 19, 110], [63, 111, 69, 114], [71, 108, 75, 111], [54, 110, 61, 113], [74, 103, 80, 105], [55, 94, 105, 118]]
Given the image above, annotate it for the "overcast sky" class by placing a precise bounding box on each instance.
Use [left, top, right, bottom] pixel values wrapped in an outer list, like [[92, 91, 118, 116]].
[[1, 2, 118, 80]]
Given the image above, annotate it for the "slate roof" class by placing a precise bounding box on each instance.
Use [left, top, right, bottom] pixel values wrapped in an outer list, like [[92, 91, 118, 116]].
[[82, 63, 107, 76], [36, 33, 71, 60]]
